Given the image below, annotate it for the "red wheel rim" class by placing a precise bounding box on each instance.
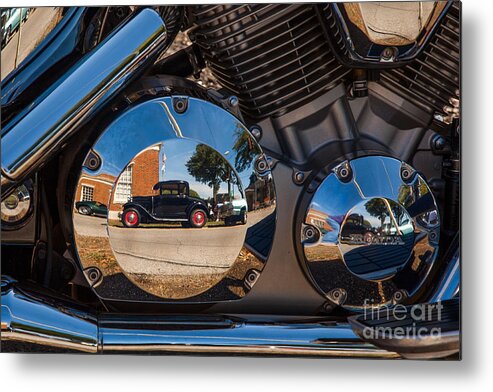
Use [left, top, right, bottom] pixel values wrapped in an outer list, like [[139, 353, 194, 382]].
[[193, 211, 205, 225], [125, 211, 138, 226]]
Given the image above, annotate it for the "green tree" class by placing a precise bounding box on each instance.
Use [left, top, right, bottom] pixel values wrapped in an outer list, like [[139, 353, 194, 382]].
[[189, 189, 200, 199], [186, 144, 230, 202], [232, 125, 258, 173], [365, 198, 389, 227]]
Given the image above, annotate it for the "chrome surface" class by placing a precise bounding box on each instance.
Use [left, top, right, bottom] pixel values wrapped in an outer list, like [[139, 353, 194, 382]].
[[1, 276, 98, 353], [330, 1, 450, 64], [1, 276, 396, 357], [302, 156, 440, 310], [1, 7, 64, 80], [73, 97, 276, 301], [343, 2, 444, 46], [1, 183, 32, 225], [1, 8, 168, 196], [429, 249, 460, 302]]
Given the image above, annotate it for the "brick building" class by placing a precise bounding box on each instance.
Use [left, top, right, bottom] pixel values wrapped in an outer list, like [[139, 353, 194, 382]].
[[75, 144, 161, 220], [306, 208, 334, 233]]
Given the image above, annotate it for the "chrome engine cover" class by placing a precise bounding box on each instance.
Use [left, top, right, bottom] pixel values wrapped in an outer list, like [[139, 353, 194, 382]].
[[73, 96, 276, 302], [301, 156, 440, 311]]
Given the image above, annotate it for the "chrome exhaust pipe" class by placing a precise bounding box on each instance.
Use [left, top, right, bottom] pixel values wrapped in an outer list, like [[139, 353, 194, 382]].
[[0, 277, 396, 357], [1, 8, 168, 197]]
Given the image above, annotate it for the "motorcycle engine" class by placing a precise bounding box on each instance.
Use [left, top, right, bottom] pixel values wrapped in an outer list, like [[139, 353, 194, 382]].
[[187, 4, 458, 309], [66, 4, 458, 312]]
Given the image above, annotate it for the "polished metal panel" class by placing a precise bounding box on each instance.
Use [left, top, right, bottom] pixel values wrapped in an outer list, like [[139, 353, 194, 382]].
[[1, 276, 395, 357], [1, 276, 98, 352], [1, 8, 167, 196], [73, 97, 276, 302], [329, 1, 450, 64], [339, 197, 416, 280], [302, 156, 440, 310], [343, 2, 444, 46], [429, 249, 460, 302]]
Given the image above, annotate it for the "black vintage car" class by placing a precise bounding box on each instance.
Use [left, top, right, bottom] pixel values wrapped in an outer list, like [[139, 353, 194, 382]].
[[121, 181, 209, 228]]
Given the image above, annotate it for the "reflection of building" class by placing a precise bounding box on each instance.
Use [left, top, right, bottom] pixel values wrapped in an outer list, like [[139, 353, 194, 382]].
[[306, 209, 333, 232], [75, 145, 161, 219], [245, 176, 275, 211], [75, 173, 114, 206]]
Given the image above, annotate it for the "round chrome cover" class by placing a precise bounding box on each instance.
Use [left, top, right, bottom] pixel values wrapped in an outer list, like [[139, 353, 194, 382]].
[[1, 182, 32, 227], [73, 96, 276, 302], [302, 156, 439, 310]]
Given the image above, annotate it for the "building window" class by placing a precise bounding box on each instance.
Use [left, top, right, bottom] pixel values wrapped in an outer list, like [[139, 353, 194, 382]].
[[81, 185, 94, 202], [114, 165, 133, 203]]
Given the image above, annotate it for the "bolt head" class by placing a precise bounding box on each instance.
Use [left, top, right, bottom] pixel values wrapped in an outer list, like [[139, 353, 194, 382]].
[[229, 96, 239, 107], [250, 126, 262, 141], [295, 171, 305, 183]]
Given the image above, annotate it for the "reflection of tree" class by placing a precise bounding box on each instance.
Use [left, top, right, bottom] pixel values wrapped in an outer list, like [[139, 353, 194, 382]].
[[391, 203, 406, 225], [365, 199, 388, 227], [189, 189, 200, 198], [186, 144, 230, 202], [232, 125, 257, 173]]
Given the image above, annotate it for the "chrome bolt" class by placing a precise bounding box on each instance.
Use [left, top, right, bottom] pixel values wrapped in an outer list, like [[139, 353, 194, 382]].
[[255, 157, 269, 173], [249, 125, 262, 141], [228, 96, 239, 107], [303, 225, 318, 241], [173, 97, 188, 114]]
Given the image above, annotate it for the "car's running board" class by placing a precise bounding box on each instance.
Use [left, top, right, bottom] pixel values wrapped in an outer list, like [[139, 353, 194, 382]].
[[348, 298, 460, 359]]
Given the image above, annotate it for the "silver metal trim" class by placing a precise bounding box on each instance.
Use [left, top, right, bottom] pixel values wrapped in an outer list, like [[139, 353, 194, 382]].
[[429, 250, 460, 302], [1, 8, 168, 197], [0, 276, 397, 357]]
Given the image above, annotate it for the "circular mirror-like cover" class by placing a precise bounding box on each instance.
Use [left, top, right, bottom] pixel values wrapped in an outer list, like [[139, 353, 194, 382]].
[[73, 97, 276, 302], [302, 156, 440, 311]]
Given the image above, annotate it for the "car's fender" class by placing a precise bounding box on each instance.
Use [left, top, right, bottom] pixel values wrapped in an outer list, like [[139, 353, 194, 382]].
[[186, 201, 209, 218], [121, 202, 153, 223]]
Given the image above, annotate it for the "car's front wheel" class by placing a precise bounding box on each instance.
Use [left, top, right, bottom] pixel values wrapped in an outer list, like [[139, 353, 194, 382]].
[[189, 209, 207, 228], [78, 206, 91, 215], [122, 209, 140, 228]]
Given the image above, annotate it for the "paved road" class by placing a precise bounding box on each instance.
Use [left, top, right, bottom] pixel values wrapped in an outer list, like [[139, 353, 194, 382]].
[[109, 223, 246, 275], [74, 207, 273, 276], [73, 213, 108, 237]]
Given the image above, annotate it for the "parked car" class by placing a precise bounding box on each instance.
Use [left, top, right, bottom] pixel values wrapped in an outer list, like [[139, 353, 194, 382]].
[[215, 193, 247, 225], [121, 181, 209, 228], [1, 8, 29, 48], [75, 201, 108, 217]]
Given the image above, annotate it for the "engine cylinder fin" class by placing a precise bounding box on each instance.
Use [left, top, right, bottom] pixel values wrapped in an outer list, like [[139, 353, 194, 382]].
[[191, 4, 350, 120], [378, 3, 460, 116]]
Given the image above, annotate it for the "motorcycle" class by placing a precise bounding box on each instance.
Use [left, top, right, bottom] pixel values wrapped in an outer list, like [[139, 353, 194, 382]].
[[0, 3, 460, 358]]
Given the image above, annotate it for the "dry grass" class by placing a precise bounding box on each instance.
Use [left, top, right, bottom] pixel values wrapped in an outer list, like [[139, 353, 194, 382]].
[[75, 233, 263, 300]]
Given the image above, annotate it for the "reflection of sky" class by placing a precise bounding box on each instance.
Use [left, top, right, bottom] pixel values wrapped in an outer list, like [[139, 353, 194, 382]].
[[92, 103, 179, 178], [85, 97, 256, 200], [309, 157, 403, 220], [310, 176, 362, 219]]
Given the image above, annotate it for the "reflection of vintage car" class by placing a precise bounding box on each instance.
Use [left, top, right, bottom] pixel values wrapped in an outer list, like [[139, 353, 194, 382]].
[[1, 8, 30, 47], [340, 214, 377, 243], [121, 181, 209, 228], [215, 193, 247, 225], [75, 201, 108, 217]]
